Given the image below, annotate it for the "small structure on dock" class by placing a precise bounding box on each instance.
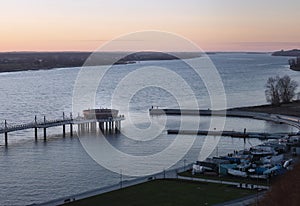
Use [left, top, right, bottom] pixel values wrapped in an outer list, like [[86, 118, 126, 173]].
[[78, 108, 124, 134], [83, 108, 119, 119]]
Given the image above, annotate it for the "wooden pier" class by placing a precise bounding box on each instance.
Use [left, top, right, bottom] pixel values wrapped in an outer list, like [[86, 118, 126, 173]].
[[0, 113, 125, 147]]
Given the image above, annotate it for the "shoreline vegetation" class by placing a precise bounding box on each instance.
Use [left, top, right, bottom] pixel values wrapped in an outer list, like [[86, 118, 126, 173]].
[[272, 49, 300, 57], [230, 100, 300, 117], [0, 51, 201, 73], [0, 49, 299, 73]]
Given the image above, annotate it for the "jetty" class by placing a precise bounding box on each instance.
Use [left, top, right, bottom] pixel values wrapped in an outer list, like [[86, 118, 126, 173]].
[[149, 108, 300, 130], [0, 112, 125, 147], [167, 129, 294, 139]]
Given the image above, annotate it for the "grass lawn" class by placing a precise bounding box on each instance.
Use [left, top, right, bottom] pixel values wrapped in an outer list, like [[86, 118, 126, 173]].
[[179, 170, 271, 186], [64, 179, 256, 206]]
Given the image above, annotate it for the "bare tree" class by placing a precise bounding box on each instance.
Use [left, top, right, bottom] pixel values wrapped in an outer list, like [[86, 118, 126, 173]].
[[278, 75, 298, 103], [265, 76, 281, 105], [265, 75, 298, 105]]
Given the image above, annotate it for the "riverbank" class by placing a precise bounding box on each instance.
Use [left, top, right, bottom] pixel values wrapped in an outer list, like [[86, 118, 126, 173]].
[[231, 100, 300, 117], [0, 51, 201, 73]]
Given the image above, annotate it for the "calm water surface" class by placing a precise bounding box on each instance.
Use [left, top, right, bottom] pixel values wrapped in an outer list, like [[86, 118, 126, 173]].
[[0, 53, 299, 205]]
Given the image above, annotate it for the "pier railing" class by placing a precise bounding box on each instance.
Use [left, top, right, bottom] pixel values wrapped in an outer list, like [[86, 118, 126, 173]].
[[0, 114, 125, 146]]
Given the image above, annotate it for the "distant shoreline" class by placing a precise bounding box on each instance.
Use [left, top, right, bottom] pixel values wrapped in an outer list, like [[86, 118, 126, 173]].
[[272, 49, 300, 57], [0, 51, 201, 73]]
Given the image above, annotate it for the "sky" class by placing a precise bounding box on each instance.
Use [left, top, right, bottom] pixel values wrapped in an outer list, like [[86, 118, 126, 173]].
[[0, 0, 300, 52]]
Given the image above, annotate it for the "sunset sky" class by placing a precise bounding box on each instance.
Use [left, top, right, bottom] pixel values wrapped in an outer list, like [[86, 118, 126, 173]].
[[1, 0, 300, 52]]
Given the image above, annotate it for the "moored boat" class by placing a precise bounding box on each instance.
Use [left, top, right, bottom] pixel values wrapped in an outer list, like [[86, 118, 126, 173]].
[[249, 174, 268, 179], [227, 168, 248, 178]]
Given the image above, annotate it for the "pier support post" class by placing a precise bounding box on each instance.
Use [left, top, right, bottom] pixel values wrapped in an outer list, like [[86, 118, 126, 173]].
[[43, 128, 47, 141], [115, 121, 119, 133], [108, 121, 112, 133], [34, 116, 38, 141], [43, 116, 47, 141], [70, 124, 73, 137], [4, 120, 8, 146], [62, 112, 66, 137], [81, 124, 84, 133], [34, 127, 38, 141], [63, 124, 66, 137], [4, 132, 8, 147], [70, 112, 73, 137], [99, 122, 104, 132]]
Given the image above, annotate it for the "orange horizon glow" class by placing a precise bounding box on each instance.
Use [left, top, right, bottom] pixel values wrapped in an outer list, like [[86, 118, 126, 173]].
[[1, 0, 300, 52]]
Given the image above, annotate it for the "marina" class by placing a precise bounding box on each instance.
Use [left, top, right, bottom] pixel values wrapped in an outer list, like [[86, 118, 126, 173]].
[[190, 135, 300, 181]]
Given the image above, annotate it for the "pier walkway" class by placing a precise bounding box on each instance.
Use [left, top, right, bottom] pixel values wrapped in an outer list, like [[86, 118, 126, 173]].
[[0, 113, 125, 146]]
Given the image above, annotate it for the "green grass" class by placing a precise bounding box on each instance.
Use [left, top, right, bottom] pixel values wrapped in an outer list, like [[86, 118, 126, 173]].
[[179, 170, 271, 186], [64, 179, 256, 206]]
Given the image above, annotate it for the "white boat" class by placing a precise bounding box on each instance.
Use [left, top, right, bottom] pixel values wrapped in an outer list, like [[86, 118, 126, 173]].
[[236, 162, 251, 171], [228, 168, 248, 178], [283, 159, 293, 168], [249, 174, 268, 179], [192, 164, 212, 174], [263, 165, 281, 175], [261, 154, 284, 165], [250, 146, 277, 156]]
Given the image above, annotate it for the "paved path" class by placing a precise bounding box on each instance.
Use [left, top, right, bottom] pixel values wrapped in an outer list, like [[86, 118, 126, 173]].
[[177, 175, 269, 190], [37, 163, 270, 206], [37, 165, 192, 206]]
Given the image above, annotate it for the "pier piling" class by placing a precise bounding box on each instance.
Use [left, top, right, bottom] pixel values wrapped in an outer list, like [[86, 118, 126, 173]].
[[4, 132, 8, 147], [1, 112, 125, 146], [70, 124, 73, 137], [63, 125, 66, 137], [34, 127, 38, 141], [4, 120, 8, 146], [43, 128, 47, 141]]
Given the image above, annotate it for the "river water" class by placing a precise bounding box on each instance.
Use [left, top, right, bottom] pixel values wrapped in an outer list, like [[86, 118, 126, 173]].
[[0, 53, 300, 205]]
